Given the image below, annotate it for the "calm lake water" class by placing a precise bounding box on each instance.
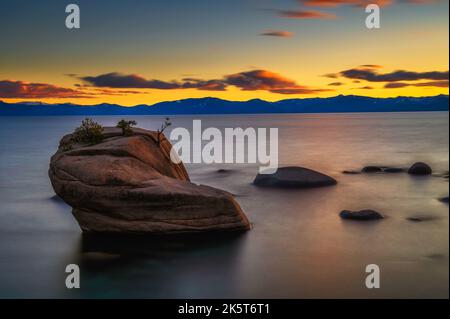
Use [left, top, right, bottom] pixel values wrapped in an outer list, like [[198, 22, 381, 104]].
[[0, 113, 448, 298]]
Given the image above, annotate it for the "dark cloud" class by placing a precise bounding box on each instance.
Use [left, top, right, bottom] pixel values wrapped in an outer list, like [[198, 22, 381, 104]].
[[384, 83, 409, 89], [80, 70, 328, 95], [0, 80, 90, 99], [323, 73, 339, 79], [81, 73, 181, 89], [414, 80, 449, 87], [328, 82, 344, 86], [340, 67, 449, 82], [260, 30, 294, 37], [385, 80, 449, 88], [80, 72, 228, 91], [358, 86, 374, 89], [279, 10, 337, 19]]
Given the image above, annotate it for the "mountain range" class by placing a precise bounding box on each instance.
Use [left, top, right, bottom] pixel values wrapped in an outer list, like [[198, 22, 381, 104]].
[[0, 95, 448, 116]]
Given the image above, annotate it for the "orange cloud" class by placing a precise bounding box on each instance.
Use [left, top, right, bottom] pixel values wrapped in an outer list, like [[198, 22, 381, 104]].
[[80, 70, 329, 95], [0, 80, 90, 99], [360, 64, 383, 69], [260, 30, 294, 37], [299, 0, 392, 7], [299, 0, 440, 7], [405, 0, 439, 4], [225, 70, 330, 94], [279, 10, 337, 19]]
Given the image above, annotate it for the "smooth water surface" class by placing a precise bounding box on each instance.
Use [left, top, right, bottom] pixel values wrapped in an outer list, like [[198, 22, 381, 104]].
[[0, 113, 448, 298]]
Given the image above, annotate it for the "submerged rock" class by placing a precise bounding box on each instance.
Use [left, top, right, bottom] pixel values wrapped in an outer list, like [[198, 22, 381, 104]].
[[50, 195, 64, 202], [383, 168, 405, 173], [362, 166, 383, 173], [361, 166, 405, 173], [406, 216, 437, 222], [49, 127, 250, 234], [408, 162, 432, 175], [342, 170, 361, 175], [433, 172, 449, 180], [253, 167, 337, 188], [217, 169, 233, 174], [82, 251, 121, 261], [340, 209, 384, 221], [426, 254, 446, 260]]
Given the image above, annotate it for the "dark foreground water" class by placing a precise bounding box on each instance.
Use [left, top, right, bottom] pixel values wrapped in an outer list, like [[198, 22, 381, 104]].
[[0, 113, 448, 298]]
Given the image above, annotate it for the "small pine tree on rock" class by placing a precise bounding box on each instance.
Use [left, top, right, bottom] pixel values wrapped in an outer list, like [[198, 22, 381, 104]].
[[157, 117, 172, 145], [117, 119, 137, 136], [72, 118, 104, 145]]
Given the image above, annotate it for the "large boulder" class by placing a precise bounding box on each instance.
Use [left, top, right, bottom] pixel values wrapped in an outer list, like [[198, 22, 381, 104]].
[[253, 167, 337, 188], [49, 127, 250, 234], [408, 162, 432, 175]]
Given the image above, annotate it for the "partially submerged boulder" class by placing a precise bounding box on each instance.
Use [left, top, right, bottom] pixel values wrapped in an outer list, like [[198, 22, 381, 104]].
[[253, 167, 337, 188], [49, 127, 250, 234], [340, 210, 384, 221], [362, 166, 383, 173], [406, 216, 437, 222], [383, 168, 405, 173], [361, 166, 405, 173], [408, 162, 432, 175], [342, 170, 361, 175]]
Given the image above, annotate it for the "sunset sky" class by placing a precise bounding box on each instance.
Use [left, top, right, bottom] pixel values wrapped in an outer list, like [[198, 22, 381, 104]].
[[0, 0, 449, 106]]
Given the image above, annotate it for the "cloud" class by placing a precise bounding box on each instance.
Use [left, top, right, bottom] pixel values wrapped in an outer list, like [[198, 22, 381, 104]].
[[224, 70, 330, 94], [260, 30, 294, 37], [357, 86, 374, 89], [0, 80, 90, 99], [323, 73, 339, 79], [298, 0, 435, 7], [339, 66, 449, 82], [80, 70, 329, 95], [279, 10, 337, 19], [360, 64, 382, 69], [80, 72, 229, 91], [328, 82, 344, 86], [181, 79, 228, 91], [414, 80, 449, 87], [81, 73, 181, 89], [384, 83, 409, 88], [385, 80, 449, 88], [91, 88, 149, 96], [402, 0, 439, 4]]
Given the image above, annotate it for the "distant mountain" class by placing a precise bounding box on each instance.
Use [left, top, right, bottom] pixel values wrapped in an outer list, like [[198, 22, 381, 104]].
[[0, 95, 448, 116]]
